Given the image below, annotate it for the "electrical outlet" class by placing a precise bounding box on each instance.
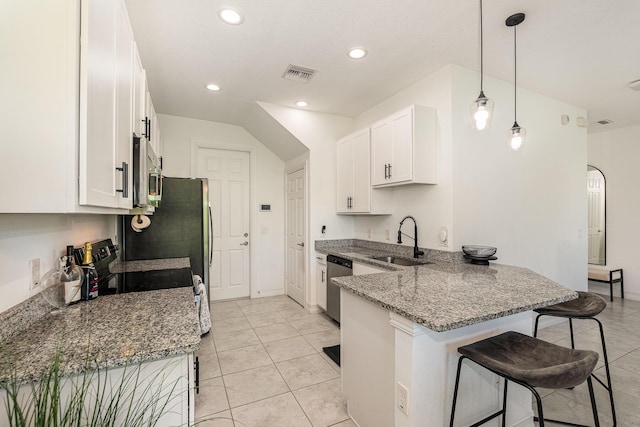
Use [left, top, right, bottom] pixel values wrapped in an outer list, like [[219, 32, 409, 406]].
[[397, 382, 409, 415], [29, 258, 40, 290], [438, 227, 449, 247]]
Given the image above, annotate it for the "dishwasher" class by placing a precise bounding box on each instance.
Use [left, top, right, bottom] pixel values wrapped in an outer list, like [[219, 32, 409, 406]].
[[324, 255, 352, 367], [326, 255, 352, 323]]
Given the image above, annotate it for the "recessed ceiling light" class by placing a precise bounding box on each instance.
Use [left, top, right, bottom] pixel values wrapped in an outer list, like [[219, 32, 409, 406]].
[[218, 8, 244, 25], [295, 101, 308, 107], [206, 84, 221, 92], [347, 48, 368, 59]]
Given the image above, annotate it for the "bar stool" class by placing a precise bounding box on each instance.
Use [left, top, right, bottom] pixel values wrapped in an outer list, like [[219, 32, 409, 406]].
[[449, 331, 600, 427], [533, 292, 616, 426]]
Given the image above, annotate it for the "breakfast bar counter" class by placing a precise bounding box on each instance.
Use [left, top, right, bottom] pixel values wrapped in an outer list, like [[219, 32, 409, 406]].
[[332, 262, 576, 332], [328, 249, 576, 427]]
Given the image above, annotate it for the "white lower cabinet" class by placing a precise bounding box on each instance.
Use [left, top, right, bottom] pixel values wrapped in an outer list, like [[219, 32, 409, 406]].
[[316, 254, 327, 310], [0, 353, 195, 427], [0, 0, 141, 213]]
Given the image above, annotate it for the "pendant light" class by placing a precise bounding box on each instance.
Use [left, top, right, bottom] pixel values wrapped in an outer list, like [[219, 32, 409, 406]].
[[506, 13, 526, 151], [470, 0, 494, 130]]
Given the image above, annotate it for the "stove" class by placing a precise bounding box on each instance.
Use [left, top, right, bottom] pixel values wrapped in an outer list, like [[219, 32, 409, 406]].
[[76, 239, 193, 295]]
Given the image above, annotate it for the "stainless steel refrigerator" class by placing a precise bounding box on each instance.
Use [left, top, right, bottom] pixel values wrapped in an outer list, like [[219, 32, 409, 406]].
[[121, 177, 210, 296]]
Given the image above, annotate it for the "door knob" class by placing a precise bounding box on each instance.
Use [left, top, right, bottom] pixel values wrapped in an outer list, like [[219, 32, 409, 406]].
[[297, 242, 305, 247], [240, 241, 249, 246]]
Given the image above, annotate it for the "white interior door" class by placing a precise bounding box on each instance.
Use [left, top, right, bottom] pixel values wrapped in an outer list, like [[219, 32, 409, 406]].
[[197, 148, 251, 300], [286, 169, 306, 305]]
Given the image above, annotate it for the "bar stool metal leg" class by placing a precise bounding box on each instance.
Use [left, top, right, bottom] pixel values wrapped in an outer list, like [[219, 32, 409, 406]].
[[533, 314, 616, 426], [450, 357, 508, 427]]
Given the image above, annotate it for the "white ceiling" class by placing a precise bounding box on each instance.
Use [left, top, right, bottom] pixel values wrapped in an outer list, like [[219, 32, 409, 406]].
[[125, 0, 640, 134]]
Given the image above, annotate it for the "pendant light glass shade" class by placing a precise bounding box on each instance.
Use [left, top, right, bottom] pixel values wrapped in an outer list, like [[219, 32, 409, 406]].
[[506, 13, 526, 151], [509, 122, 526, 151], [471, 0, 493, 130], [471, 91, 494, 130]]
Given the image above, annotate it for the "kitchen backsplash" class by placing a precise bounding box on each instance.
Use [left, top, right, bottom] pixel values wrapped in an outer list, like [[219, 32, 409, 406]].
[[315, 239, 465, 263]]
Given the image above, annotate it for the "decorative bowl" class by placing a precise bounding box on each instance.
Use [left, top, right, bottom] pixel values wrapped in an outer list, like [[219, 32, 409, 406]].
[[462, 245, 497, 257]]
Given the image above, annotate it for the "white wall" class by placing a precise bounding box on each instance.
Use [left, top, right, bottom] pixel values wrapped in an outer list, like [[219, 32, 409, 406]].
[[589, 125, 640, 299], [350, 64, 587, 290], [451, 66, 588, 290], [352, 66, 455, 249], [158, 114, 286, 298], [256, 104, 355, 309], [0, 214, 114, 313]]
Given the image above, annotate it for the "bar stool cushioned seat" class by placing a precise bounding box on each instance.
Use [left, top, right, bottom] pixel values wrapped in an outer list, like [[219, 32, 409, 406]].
[[450, 331, 601, 427], [458, 331, 598, 389], [534, 291, 606, 318]]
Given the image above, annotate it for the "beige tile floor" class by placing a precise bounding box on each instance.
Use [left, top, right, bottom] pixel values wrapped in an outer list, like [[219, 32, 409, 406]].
[[196, 291, 640, 426], [194, 295, 354, 427], [535, 291, 640, 426]]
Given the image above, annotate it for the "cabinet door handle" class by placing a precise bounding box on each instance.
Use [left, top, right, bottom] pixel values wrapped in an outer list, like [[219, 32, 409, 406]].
[[297, 242, 305, 247], [116, 161, 128, 198], [384, 164, 388, 179], [388, 163, 392, 179], [142, 117, 149, 139], [240, 241, 249, 246]]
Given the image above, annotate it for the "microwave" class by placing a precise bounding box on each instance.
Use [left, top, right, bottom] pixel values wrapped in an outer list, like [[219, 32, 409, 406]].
[[132, 136, 162, 208]]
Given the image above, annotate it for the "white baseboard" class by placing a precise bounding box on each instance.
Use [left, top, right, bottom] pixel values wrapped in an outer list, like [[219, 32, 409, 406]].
[[307, 304, 322, 314], [589, 281, 640, 301]]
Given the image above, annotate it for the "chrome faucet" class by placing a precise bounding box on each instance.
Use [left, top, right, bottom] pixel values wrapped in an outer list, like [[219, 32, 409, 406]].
[[397, 215, 425, 259]]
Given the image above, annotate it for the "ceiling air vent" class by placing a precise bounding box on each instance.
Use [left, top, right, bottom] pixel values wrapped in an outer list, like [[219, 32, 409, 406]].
[[597, 119, 613, 125], [281, 65, 317, 84]]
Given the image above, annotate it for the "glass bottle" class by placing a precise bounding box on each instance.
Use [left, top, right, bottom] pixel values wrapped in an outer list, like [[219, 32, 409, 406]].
[[61, 245, 83, 304], [81, 242, 99, 300]]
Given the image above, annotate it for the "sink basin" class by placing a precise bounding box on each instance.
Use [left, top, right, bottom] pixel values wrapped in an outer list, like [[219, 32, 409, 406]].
[[370, 255, 425, 266]]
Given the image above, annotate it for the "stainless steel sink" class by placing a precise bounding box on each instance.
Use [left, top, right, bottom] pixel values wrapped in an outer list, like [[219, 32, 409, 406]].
[[370, 255, 425, 266]]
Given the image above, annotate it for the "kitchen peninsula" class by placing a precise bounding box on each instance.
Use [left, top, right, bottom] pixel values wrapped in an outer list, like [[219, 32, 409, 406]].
[[320, 241, 576, 427]]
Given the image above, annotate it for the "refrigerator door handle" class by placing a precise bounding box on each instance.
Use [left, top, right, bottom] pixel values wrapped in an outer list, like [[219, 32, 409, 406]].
[[208, 204, 213, 267]]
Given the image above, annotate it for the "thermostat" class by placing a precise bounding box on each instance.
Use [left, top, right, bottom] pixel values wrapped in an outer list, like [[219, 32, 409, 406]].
[[259, 203, 271, 212]]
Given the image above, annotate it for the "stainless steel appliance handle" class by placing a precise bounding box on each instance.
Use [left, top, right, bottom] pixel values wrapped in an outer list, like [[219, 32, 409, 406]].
[[208, 204, 213, 266]]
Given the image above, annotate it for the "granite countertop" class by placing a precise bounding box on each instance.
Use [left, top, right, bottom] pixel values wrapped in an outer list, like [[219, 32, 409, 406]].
[[333, 262, 577, 332], [1, 288, 200, 383], [109, 257, 191, 273]]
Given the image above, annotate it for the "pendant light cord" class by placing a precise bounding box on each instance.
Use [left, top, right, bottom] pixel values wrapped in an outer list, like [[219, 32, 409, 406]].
[[480, 0, 484, 92], [513, 24, 517, 123]]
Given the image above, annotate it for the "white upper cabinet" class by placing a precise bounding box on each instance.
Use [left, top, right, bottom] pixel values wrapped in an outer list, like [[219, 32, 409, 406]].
[[146, 92, 161, 156], [371, 105, 437, 187], [0, 0, 145, 213], [79, 0, 133, 209], [336, 128, 392, 215], [132, 46, 147, 139]]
